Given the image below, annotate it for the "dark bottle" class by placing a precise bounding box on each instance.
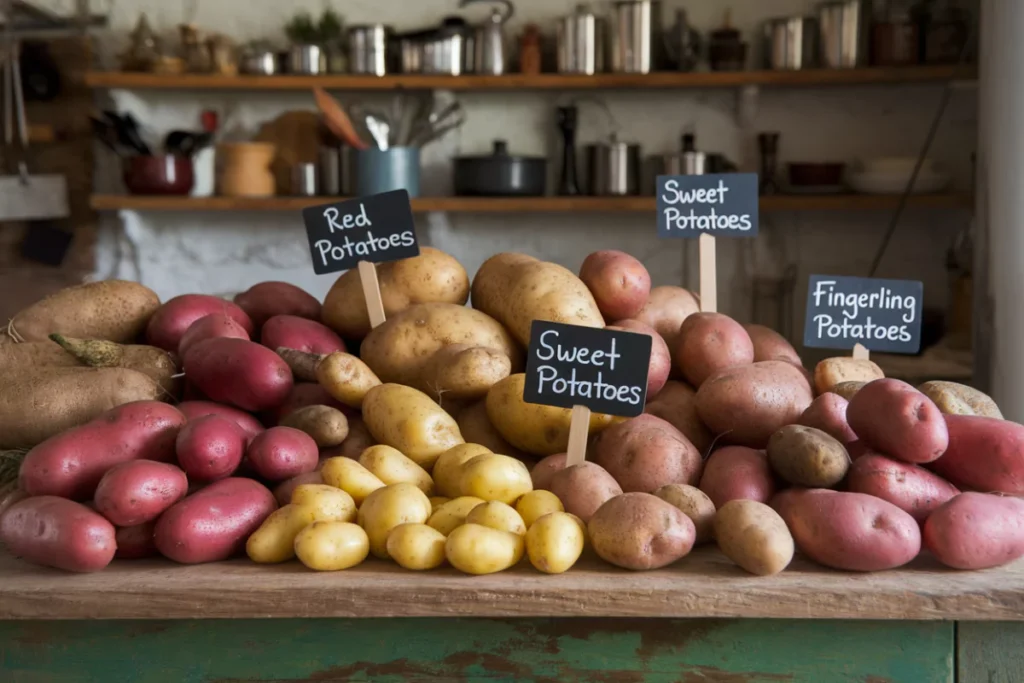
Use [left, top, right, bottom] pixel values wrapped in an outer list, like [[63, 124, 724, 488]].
[[556, 105, 580, 196]]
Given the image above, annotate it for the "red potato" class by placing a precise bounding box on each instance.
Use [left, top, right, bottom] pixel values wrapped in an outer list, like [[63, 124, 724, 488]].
[[175, 415, 247, 482], [154, 477, 277, 564], [579, 250, 651, 321], [246, 426, 319, 481], [744, 324, 803, 366], [797, 394, 858, 445], [264, 382, 350, 425], [776, 488, 921, 572], [549, 462, 623, 522], [607, 319, 671, 397], [847, 379, 948, 464], [592, 414, 702, 493], [178, 314, 250, 357], [0, 496, 116, 572], [635, 286, 701, 349], [146, 294, 254, 351], [931, 415, 1024, 494], [261, 315, 346, 356], [847, 453, 960, 523], [531, 453, 568, 491], [115, 521, 158, 560], [178, 401, 265, 441], [19, 401, 185, 501], [273, 471, 324, 506], [644, 380, 713, 454], [698, 446, 776, 508], [234, 281, 321, 328], [183, 338, 293, 412], [94, 460, 189, 526], [675, 312, 755, 388], [924, 493, 1024, 570]]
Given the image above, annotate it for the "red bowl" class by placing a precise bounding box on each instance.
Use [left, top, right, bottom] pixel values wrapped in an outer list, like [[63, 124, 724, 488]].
[[124, 155, 194, 195]]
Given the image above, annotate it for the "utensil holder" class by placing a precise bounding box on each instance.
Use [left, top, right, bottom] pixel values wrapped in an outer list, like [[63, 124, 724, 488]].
[[356, 147, 420, 198], [217, 143, 276, 197]]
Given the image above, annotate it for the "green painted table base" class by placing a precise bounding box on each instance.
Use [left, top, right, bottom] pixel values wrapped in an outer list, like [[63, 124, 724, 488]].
[[0, 618, 958, 682]]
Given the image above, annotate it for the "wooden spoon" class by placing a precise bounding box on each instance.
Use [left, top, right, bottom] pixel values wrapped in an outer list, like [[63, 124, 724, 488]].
[[313, 88, 369, 150]]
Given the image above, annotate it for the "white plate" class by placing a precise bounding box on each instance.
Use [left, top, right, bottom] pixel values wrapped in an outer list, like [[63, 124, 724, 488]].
[[846, 171, 950, 195]]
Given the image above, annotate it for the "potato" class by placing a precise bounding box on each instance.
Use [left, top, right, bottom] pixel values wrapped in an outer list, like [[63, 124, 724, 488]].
[[433, 444, 492, 498], [775, 489, 920, 572], [635, 286, 701, 349], [267, 381, 350, 423], [797, 394, 857, 444], [698, 446, 775, 508], [459, 454, 532, 504], [276, 348, 325, 384], [320, 457, 385, 505], [847, 379, 948, 464], [813, 357, 884, 395], [427, 496, 487, 535], [486, 374, 617, 456], [445, 523, 524, 574], [46, 335, 180, 396], [466, 501, 527, 535], [273, 471, 324, 506], [387, 523, 447, 570], [744, 324, 802, 366], [178, 314, 250, 357], [280, 405, 350, 448], [924, 493, 1024, 570], [674, 312, 754, 388], [417, 343, 513, 402], [588, 493, 695, 570], [592, 414, 702, 493], [19, 401, 185, 500], [7, 280, 160, 345], [714, 500, 794, 576], [94, 460, 188, 526], [654, 484, 715, 544], [526, 512, 585, 574], [178, 401, 264, 441], [246, 485, 354, 564], [147, 294, 254, 351], [767, 425, 850, 488], [644, 380, 713, 454], [332, 415, 376, 459], [830, 381, 866, 401], [294, 521, 369, 571], [696, 361, 813, 449], [919, 381, 1003, 419], [357, 483, 432, 558], [291, 484, 357, 521], [579, 250, 651, 321], [847, 453, 959, 522], [234, 281, 321, 328], [247, 427, 319, 482], [530, 453, 568, 491], [262, 315, 346, 355], [454, 401, 526, 460], [361, 384, 463, 470], [429, 496, 450, 512], [549, 462, 623, 523], [606, 319, 671, 397], [515, 490, 564, 528], [358, 444, 434, 495], [184, 338, 292, 412], [115, 522, 158, 560], [0, 496, 116, 572], [175, 415, 246, 482], [315, 352, 382, 410], [155, 478, 277, 563], [931, 415, 1024, 494]]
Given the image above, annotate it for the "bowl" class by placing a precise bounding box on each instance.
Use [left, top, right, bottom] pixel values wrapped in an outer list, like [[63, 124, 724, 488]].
[[123, 155, 194, 195]]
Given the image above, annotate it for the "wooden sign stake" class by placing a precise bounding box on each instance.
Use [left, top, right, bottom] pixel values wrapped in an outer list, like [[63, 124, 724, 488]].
[[699, 233, 717, 313], [565, 405, 591, 467], [852, 343, 870, 360], [358, 261, 387, 329]]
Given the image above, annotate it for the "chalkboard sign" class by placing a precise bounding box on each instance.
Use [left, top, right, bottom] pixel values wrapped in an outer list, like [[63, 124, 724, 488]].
[[656, 173, 759, 238], [523, 321, 652, 418], [302, 190, 419, 275], [803, 275, 923, 354]]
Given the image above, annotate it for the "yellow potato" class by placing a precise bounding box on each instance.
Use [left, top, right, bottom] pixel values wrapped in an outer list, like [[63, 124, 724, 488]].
[[565, 512, 590, 548], [358, 483, 432, 558], [526, 512, 585, 574], [433, 443, 492, 497], [429, 496, 451, 512], [427, 496, 486, 535], [294, 521, 369, 571], [445, 523, 524, 575], [290, 484, 357, 523], [358, 444, 435, 495], [316, 352, 382, 409], [386, 523, 447, 570], [813, 357, 884, 395], [246, 498, 350, 564], [516, 490, 565, 528], [466, 501, 527, 535], [362, 383, 465, 470], [459, 453, 533, 504], [320, 457, 386, 505], [714, 500, 794, 576]]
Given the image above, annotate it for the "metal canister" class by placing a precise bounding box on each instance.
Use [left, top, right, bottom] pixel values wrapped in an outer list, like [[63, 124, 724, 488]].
[[318, 146, 342, 196], [818, 0, 868, 69], [557, 4, 606, 74], [288, 44, 325, 75], [291, 163, 319, 196], [585, 137, 641, 196], [610, 0, 663, 74], [348, 25, 391, 76], [763, 16, 819, 70]]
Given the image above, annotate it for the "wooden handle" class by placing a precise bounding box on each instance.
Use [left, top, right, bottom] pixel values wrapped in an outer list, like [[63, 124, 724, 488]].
[[852, 343, 870, 360], [699, 233, 717, 313], [358, 261, 386, 329], [565, 405, 591, 467]]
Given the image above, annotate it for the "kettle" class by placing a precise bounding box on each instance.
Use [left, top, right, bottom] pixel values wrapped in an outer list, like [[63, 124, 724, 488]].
[[460, 0, 515, 75]]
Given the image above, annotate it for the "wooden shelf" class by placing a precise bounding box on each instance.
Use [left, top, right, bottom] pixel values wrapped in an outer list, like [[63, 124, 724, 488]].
[[1, 549, 1021, 620], [84, 65, 976, 92]]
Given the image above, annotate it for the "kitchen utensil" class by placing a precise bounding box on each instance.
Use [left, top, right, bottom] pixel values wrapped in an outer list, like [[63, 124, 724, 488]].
[[454, 140, 547, 196], [818, 0, 868, 69], [681, 133, 706, 175], [557, 4, 606, 74], [420, 17, 475, 75], [366, 114, 391, 151], [240, 43, 278, 75], [556, 105, 580, 196], [291, 162, 319, 196], [763, 16, 818, 70], [611, 0, 663, 74], [288, 44, 325, 75], [164, 130, 211, 157], [90, 116, 128, 156], [758, 132, 780, 194], [313, 88, 369, 150], [348, 25, 391, 76], [397, 30, 427, 73], [191, 146, 216, 197], [319, 146, 342, 195], [207, 34, 237, 76], [871, 3, 919, 66], [665, 8, 702, 71], [519, 23, 542, 75], [788, 162, 846, 188], [460, 0, 514, 75], [356, 147, 420, 197], [708, 10, 747, 71], [407, 100, 466, 147], [217, 142, 276, 197], [123, 154, 194, 195], [102, 110, 150, 155], [341, 145, 359, 195], [585, 134, 641, 196]]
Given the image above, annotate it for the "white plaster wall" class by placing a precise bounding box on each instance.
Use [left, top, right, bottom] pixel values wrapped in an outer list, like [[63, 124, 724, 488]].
[[50, 0, 976, 345]]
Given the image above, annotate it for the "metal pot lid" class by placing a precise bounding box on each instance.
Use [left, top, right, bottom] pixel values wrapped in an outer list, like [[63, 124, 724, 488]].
[[456, 139, 546, 162]]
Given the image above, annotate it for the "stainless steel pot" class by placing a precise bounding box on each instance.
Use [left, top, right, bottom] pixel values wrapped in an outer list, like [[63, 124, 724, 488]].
[[426, 18, 475, 75], [557, 4, 606, 74], [288, 44, 326, 75], [240, 46, 277, 75], [819, 0, 869, 68], [611, 0, 663, 74], [585, 136, 641, 196], [763, 16, 819, 70], [461, 0, 514, 75], [348, 25, 392, 76]]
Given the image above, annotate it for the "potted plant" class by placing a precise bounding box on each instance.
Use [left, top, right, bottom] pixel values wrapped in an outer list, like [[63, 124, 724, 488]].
[[284, 8, 345, 74]]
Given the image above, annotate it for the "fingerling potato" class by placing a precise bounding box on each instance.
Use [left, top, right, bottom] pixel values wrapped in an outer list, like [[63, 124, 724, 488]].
[[358, 444, 435, 495]]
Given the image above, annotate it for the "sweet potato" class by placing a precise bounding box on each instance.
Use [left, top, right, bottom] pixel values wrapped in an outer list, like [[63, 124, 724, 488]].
[[699, 446, 776, 508], [261, 315, 346, 355], [675, 312, 754, 388], [924, 493, 1024, 569], [847, 453, 959, 522], [931, 415, 1024, 494], [178, 401, 264, 441], [176, 415, 247, 482], [146, 294, 254, 351], [183, 338, 293, 412], [178, 314, 250, 357], [635, 286, 700, 349], [579, 250, 651, 320], [644, 380, 713, 454], [0, 496, 117, 572], [234, 281, 321, 328], [607, 319, 671, 397], [847, 379, 948, 464], [94, 460, 189, 526]]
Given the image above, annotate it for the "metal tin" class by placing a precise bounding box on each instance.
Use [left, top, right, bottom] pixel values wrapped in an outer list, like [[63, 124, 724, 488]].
[[585, 139, 641, 196], [356, 147, 420, 198], [291, 163, 319, 196], [240, 49, 277, 75], [763, 16, 819, 70], [611, 0, 663, 74], [819, 0, 868, 68], [348, 25, 391, 76], [288, 44, 325, 75], [319, 146, 342, 196], [556, 4, 606, 74]]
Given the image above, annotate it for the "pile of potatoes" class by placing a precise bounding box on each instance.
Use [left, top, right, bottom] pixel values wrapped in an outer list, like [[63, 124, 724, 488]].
[[1, 246, 1023, 579]]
